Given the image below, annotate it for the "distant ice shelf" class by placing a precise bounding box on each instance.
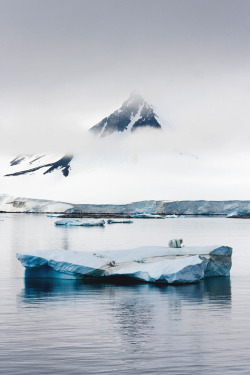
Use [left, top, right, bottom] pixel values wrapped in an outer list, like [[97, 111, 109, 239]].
[[2, 194, 250, 217], [17, 245, 232, 284]]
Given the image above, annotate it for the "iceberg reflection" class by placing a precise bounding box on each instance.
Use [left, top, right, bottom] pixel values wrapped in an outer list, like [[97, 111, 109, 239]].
[[18, 277, 231, 307]]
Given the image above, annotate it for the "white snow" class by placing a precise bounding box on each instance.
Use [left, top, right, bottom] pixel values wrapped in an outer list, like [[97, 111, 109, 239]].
[[126, 103, 144, 132], [99, 121, 108, 137], [0, 194, 73, 213], [17, 245, 232, 284], [113, 255, 205, 283], [5, 154, 65, 176]]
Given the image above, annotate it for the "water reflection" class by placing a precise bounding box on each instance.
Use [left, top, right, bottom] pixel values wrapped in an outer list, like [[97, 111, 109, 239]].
[[157, 278, 232, 304], [61, 227, 70, 251], [18, 278, 110, 305], [14, 277, 233, 373], [18, 277, 231, 307], [109, 278, 231, 351]]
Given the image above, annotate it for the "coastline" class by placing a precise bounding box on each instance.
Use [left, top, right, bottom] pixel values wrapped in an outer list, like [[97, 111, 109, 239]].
[[1, 194, 250, 217]]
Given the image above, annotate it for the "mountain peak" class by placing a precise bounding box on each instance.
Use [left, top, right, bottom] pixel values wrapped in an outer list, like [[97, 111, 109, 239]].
[[126, 90, 144, 102], [89, 92, 162, 137]]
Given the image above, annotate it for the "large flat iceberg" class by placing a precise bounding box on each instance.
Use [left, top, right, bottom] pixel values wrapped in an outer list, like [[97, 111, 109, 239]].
[[17, 245, 232, 284]]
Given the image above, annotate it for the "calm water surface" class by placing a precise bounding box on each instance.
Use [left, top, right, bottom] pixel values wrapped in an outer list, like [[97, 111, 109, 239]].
[[0, 214, 250, 374]]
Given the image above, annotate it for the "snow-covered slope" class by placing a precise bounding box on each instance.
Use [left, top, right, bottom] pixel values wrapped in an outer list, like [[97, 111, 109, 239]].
[[0, 194, 73, 213], [89, 92, 162, 137], [3, 93, 162, 177], [5, 154, 73, 177]]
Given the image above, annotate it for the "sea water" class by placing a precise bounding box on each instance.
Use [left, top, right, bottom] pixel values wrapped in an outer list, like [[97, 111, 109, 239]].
[[0, 214, 250, 374]]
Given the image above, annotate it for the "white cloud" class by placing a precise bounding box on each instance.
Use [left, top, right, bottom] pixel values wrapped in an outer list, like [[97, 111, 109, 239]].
[[1, 0, 250, 202]]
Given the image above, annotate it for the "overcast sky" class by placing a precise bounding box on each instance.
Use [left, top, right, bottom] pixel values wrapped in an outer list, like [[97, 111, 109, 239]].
[[0, 0, 250, 203]]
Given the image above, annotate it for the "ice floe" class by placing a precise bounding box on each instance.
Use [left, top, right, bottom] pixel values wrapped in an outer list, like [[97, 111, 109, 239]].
[[107, 219, 133, 224], [54, 219, 105, 227], [132, 213, 163, 218], [17, 245, 232, 284]]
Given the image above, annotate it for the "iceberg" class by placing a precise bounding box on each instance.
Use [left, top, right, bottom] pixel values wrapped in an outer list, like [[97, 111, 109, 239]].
[[132, 213, 163, 218], [107, 219, 133, 224], [165, 215, 186, 218], [54, 219, 105, 227], [17, 245, 232, 284]]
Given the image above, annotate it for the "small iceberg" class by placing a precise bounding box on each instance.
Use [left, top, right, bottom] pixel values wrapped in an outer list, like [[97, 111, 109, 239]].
[[107, 219, 133, 224], [165, 215, 186, 218], [54, 219, 105, 227], [17, 245, 232, 284], [132, 213, 163, 219], [226, 212, 250, 219], [47, 214, 60, 218]]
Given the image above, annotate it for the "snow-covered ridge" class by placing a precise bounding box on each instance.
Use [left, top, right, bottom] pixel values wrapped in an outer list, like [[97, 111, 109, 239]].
[[17, 245, 232, 284], [5, 154, 73, 177], [3, 93, 163, 178]]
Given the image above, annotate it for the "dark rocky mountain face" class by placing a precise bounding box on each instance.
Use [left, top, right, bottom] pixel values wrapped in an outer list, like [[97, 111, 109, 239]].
[[5, 154, 73, 177], [89, 92, 162, 137]]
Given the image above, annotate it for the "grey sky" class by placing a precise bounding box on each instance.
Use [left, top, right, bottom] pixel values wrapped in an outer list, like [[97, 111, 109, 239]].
[[0, 0, 250, 202], [1, 0, 250, 119]]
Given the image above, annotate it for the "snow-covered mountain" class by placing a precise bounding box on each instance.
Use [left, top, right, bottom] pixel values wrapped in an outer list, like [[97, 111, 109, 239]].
[[89, 92, 162, 137], [5, 154, 73, 177], [3, 93, 162, 178]]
